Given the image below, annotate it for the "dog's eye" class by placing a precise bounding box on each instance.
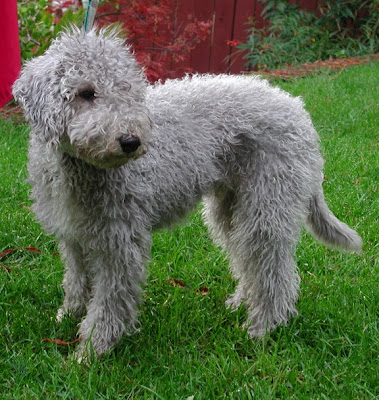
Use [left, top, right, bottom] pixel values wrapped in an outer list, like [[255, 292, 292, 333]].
[[78, 89, 96, 101]]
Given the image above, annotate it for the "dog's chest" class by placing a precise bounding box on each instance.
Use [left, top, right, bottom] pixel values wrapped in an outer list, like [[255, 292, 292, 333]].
[[48, 160, 128, 241]]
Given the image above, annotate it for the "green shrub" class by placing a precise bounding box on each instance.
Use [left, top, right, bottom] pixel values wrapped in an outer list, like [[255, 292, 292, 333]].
[[17, 0, 84, 61], [240, 0, 379, 70]]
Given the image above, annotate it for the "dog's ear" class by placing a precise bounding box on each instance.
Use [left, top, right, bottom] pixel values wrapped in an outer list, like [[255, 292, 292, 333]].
[[13, 55, 65, 146]]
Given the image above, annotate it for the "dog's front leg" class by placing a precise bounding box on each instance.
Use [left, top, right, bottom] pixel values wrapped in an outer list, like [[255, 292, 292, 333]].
[[56, 240, 91, 322], [76, 238, 147, 357]]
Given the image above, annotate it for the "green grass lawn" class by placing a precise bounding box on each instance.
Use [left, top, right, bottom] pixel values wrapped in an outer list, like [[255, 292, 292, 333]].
[[0, 63, 378, 399]]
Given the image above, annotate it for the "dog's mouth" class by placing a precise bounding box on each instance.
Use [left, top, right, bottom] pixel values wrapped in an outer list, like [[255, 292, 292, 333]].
[[59, 134, 147, 169]]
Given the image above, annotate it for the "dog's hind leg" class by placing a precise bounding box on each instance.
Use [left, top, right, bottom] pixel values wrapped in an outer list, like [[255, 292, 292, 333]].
[[238, 232, 301, 338], [202, 186, 235, 252], [56, 240, 91, 322], [226, 164, 310, 337], [203, 187, 247, 310]]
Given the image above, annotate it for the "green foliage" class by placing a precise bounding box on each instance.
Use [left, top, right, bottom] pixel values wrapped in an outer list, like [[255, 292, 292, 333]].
[[17, 0, 53, 60], [241, 0, 379, 70], [17, 0, 84, 61]]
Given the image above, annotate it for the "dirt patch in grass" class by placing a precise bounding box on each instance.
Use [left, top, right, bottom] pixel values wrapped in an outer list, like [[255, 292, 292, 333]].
[[0, 104, 25, 124], [249, 53, 379, 80]]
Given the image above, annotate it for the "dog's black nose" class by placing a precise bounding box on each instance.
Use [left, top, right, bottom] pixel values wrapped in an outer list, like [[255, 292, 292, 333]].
[[118, 134, 141, 154]]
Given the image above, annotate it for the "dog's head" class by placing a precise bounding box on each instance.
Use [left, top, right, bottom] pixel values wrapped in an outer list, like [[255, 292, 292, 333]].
[[13, 26, 151, 168]]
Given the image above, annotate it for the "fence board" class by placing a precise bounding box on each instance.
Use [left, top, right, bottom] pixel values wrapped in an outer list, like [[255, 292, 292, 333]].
[[173, 0, 320, 76], [229, 0, 259, 74]]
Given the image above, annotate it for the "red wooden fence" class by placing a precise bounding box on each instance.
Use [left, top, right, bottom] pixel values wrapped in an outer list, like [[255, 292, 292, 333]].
[[173, 0, 319, 74]]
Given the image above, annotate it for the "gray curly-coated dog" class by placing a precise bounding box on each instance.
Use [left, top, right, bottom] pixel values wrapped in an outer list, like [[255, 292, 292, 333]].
[[13, 27, 362, 358]]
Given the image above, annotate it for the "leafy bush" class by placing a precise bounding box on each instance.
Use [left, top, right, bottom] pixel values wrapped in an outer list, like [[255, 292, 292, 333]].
[[96, 0, 211, 82], [17, 0, 84, 61], [240, 0, 379, 70], [17, 0, 211, 82]]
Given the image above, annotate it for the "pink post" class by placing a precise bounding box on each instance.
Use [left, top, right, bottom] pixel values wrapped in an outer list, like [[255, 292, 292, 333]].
[[0, 0, 21, 107]]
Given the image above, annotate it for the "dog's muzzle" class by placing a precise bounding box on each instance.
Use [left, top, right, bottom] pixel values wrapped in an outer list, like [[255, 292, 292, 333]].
[[118, 134, 141, 154]]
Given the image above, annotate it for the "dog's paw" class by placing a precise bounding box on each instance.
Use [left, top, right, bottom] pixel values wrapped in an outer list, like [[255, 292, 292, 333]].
[[225, 293, 245, 311], [245, 311, 293, 338], [66, 338, 98, 365], [56, 303, 86, 322], [70, 346, 91, 365], [56, 307, 68, 323], [245, 322, 268, 338]]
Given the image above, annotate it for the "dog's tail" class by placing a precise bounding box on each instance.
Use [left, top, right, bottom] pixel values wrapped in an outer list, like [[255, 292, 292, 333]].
[[306, 194, 362, 253]]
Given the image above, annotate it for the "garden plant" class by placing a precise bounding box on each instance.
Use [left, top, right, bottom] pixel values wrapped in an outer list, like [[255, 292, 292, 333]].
[[16, 0, 211, 82], [240, 0, 378, 70]]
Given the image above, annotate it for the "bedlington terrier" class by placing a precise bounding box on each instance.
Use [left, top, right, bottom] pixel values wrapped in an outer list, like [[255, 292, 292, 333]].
[[13, 27, 362, 358]]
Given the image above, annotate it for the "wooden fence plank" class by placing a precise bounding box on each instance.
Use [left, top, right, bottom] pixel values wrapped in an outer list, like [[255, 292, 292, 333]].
[[173, 0, 321, 76], [209, 0, 236, 73], [230, 0, 258, 74]]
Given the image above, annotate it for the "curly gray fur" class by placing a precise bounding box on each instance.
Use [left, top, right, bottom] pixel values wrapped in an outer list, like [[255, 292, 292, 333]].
[[12, 27, 362, 357]]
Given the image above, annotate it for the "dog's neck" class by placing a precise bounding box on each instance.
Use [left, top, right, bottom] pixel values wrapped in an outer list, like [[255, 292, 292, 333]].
[[60, 152, 107, 177]]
